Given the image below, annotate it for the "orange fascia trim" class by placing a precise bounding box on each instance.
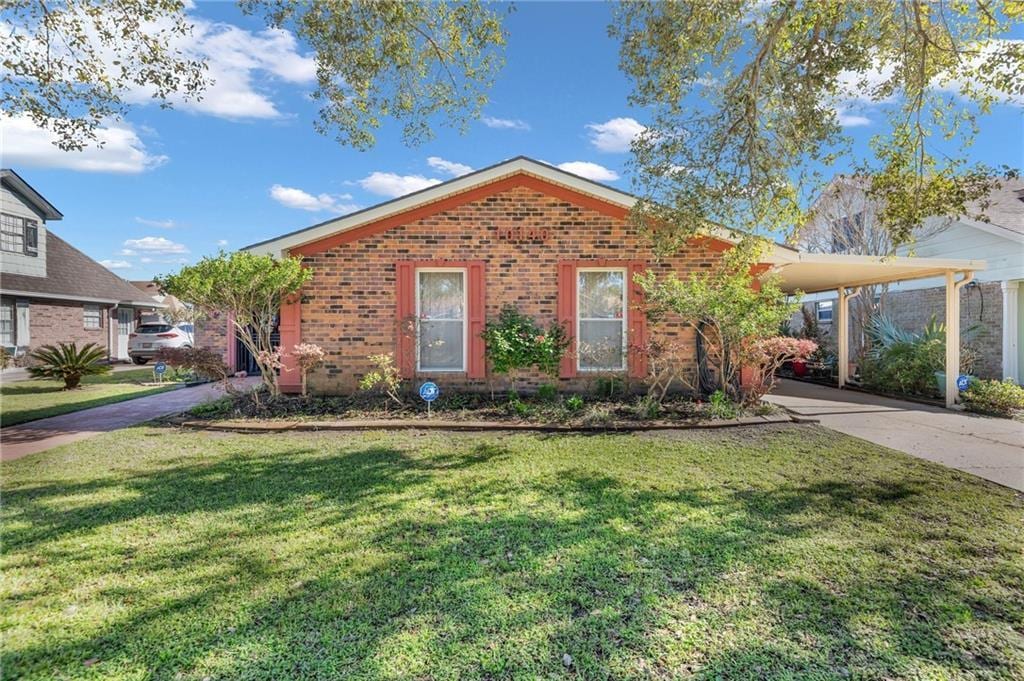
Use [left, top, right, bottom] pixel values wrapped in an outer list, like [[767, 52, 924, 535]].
[[290, 173, 631, 256]]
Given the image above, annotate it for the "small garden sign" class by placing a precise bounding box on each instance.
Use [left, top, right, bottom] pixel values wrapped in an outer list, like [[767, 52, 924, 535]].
[[419, 381, 439, 417]]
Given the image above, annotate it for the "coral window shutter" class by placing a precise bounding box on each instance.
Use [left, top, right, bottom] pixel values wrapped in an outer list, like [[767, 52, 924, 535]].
[[395, 261, 416, 379], [627, 260, 648, 379], [557, 261, 577, 379], [466, 262, 487, 378]]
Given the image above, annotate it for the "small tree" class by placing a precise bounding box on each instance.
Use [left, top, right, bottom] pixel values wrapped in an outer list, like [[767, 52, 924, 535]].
[[290, 343, 326, 397], [359, 353, 404, 406], [156, 251, 311, 396], [637, 240, 799, 403]]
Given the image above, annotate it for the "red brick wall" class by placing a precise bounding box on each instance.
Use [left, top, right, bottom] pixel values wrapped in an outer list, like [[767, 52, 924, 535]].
[[26, 299, 110, 354], [298, 185, 722, 394]]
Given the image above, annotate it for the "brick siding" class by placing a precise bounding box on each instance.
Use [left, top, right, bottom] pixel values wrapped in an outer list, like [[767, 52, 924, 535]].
[[26, 299, 110, 353], [298, 185, 722, 394]]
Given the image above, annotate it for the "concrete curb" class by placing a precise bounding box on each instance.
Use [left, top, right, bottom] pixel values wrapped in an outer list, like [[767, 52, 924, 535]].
[[179, 413, 794, 434]]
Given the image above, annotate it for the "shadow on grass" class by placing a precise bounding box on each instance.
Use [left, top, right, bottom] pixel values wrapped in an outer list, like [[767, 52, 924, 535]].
[[2, 432, 1021, 679]]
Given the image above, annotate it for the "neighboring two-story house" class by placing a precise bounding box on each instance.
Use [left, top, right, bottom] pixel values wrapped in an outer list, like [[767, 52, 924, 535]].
[[796, 177, 1024, 383], [0, 169, 162, 363]]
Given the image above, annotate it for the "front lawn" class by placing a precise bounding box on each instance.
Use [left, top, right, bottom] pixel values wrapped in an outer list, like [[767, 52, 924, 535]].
[[2, 426, 1022, 679], [0, 369, 180, 426]]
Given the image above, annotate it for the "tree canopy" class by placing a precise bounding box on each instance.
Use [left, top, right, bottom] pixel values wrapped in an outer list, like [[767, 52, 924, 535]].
[[2, 0, 507, 151], [612, 0, 1024, 250]]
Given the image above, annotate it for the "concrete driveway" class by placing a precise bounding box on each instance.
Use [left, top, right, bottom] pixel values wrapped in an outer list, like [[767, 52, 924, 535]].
[[766, 379, 1024, 491]]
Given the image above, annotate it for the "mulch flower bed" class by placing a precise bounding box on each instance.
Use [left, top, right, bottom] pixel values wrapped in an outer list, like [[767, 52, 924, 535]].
[[175, 391, 788, 430]]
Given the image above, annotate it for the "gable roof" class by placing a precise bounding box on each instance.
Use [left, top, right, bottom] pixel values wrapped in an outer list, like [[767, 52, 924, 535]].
[[0, 232, 162, 307], [966, 177, 1024, 237], [0, 169, 63, 221], [244, 156, 797, 259]]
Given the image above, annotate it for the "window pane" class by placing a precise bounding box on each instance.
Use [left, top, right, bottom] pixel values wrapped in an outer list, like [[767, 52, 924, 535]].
[[84, 305, 101, 329], [0, 214, 23, 253], [419, 271, 464, 319], [578, 270, 624, 319], [419, 320, 463, 370], [0, 303, 13, 346], [579, 319, 624, 370]]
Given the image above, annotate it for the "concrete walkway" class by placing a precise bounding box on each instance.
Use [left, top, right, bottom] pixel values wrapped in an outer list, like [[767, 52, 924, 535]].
[[1, 379, 253, 462], [766, 379, 1024, 491]]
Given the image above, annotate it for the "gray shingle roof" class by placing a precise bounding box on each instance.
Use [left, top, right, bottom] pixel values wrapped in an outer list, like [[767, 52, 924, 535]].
[[971, 178, 1024, 236], [1, 232, 160, 306]]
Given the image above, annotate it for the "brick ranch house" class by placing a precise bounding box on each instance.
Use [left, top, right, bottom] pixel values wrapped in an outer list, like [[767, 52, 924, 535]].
[[237, 157, 985, 402]]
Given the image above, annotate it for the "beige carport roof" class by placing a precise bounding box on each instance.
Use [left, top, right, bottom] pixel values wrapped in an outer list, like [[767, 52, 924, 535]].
[[769, 253, 987, 294]]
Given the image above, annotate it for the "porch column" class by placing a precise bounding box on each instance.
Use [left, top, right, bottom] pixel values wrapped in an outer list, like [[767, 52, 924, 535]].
[[837, 286, 862, 388], [944, 270, 974, 408], [1001, 280, 1020, 383]]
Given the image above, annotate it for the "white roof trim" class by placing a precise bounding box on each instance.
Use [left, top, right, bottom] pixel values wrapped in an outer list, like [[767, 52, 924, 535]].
[[954, 216, 1024, 243], [0, 289, 165, 307]]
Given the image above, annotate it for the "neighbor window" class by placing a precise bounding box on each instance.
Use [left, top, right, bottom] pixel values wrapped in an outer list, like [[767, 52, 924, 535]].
[[816, 300, 833, 323], [577, 268, 626, 371], [1, 214, 24, 254], [0, 301, 14, 346], [83, 304, 102, 330], [416, 269, 466, 372]]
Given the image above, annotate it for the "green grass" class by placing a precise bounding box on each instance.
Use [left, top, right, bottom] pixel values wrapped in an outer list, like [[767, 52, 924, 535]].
[[1, 369, 180, 426], [2, 425, 1022, 679]]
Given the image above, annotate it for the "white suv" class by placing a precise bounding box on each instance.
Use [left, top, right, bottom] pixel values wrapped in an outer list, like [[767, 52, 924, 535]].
[[128, 323, 192, 364]]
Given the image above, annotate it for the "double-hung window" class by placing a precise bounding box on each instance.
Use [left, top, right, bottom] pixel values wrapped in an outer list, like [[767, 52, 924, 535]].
[[577, 268, 627, 372], [416, 268, 466, 372], [816, 300, 833, 323], [83, 304, 102, 330], [1, 214, 25, 254], [0, 301, 15, 347]]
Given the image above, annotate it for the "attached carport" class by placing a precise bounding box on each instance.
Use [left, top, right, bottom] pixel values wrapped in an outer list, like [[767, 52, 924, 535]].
[[769, 252, 987, 408]]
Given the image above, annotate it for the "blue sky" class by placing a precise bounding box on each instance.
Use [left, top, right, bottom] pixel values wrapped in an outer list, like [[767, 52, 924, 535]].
[[4, 1, 1022, 279]]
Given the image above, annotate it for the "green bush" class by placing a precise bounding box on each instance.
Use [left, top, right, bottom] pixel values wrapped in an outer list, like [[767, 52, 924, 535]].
[[536, 383, 558, 402], [594, 375, 625, 398], [861, 338, 945, 397], [564, 394, 584, 412], [634, 395, 661, 419], [963, 379, 1024, 418], [27, 342, 111, 389], [707, 389, 739, 420], [482, 306, 570, 386]]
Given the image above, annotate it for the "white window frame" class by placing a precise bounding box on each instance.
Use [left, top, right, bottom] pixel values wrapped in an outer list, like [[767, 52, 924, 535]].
[[0, 213, 25, 254], [0, 300, 15, 347], [576, 266, 628, 373], [83, 304, 102, 330], [816, 300, 834, 323], [415, 267, 467, 373]]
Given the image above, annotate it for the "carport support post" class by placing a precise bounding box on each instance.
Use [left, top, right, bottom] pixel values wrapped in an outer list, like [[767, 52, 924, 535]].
[[837, 286, 862, 389], [944, 270, 974, 408]]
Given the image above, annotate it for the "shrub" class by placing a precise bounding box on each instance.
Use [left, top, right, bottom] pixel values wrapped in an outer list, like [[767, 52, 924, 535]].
[[593, 375, 625, 399], [290, 343, 326, 397], [536, 383, 558, 402], [27, 342, 111, 389], [507, 395, 533, 418], [861, 338, 945, 396], [707, 389, 739, 420], [737, 335, 818, 405], [0, 347, 11, 370], [963, 379, 1024, 418], [156, 346, 231, 386], [482, 305, 570, 390], [634, 395, 661, 419], [358, 353, 403, 405], [189, 396, 234, 419], [564, 394, 585, 412]]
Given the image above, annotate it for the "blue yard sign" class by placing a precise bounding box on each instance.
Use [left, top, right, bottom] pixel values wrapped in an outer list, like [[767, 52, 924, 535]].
[[956, 374, 971, 392], [154, 361, 167, 376], [419, 381, 439, 402]]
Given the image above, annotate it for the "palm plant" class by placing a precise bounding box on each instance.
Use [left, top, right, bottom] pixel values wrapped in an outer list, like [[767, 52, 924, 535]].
[[28, 342, 111, 389]]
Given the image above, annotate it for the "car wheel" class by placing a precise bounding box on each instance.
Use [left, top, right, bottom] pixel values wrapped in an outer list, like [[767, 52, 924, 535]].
[[132, 356, 149, 365]]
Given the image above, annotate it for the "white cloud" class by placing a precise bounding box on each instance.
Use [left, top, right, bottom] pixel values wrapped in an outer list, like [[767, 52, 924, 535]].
[[358, 172, 442, 198], [100, 259, 132, 270], [427, 156, 473, 177], [835, 108, 872, 127], [481, 116, 531, 131], [135, 217, 176, 228], [216, 239, 229, 247], [1, 114, 167, 174], [586, 117, 646, 153], [556, 161, 620, 182], [123, 19, 317, 120], [123, 236, 189, 254], [270, 184, 358, 213]]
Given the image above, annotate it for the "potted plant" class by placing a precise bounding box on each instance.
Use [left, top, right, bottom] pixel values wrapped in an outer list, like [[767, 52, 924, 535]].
[[792, 358, 808, 377]]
